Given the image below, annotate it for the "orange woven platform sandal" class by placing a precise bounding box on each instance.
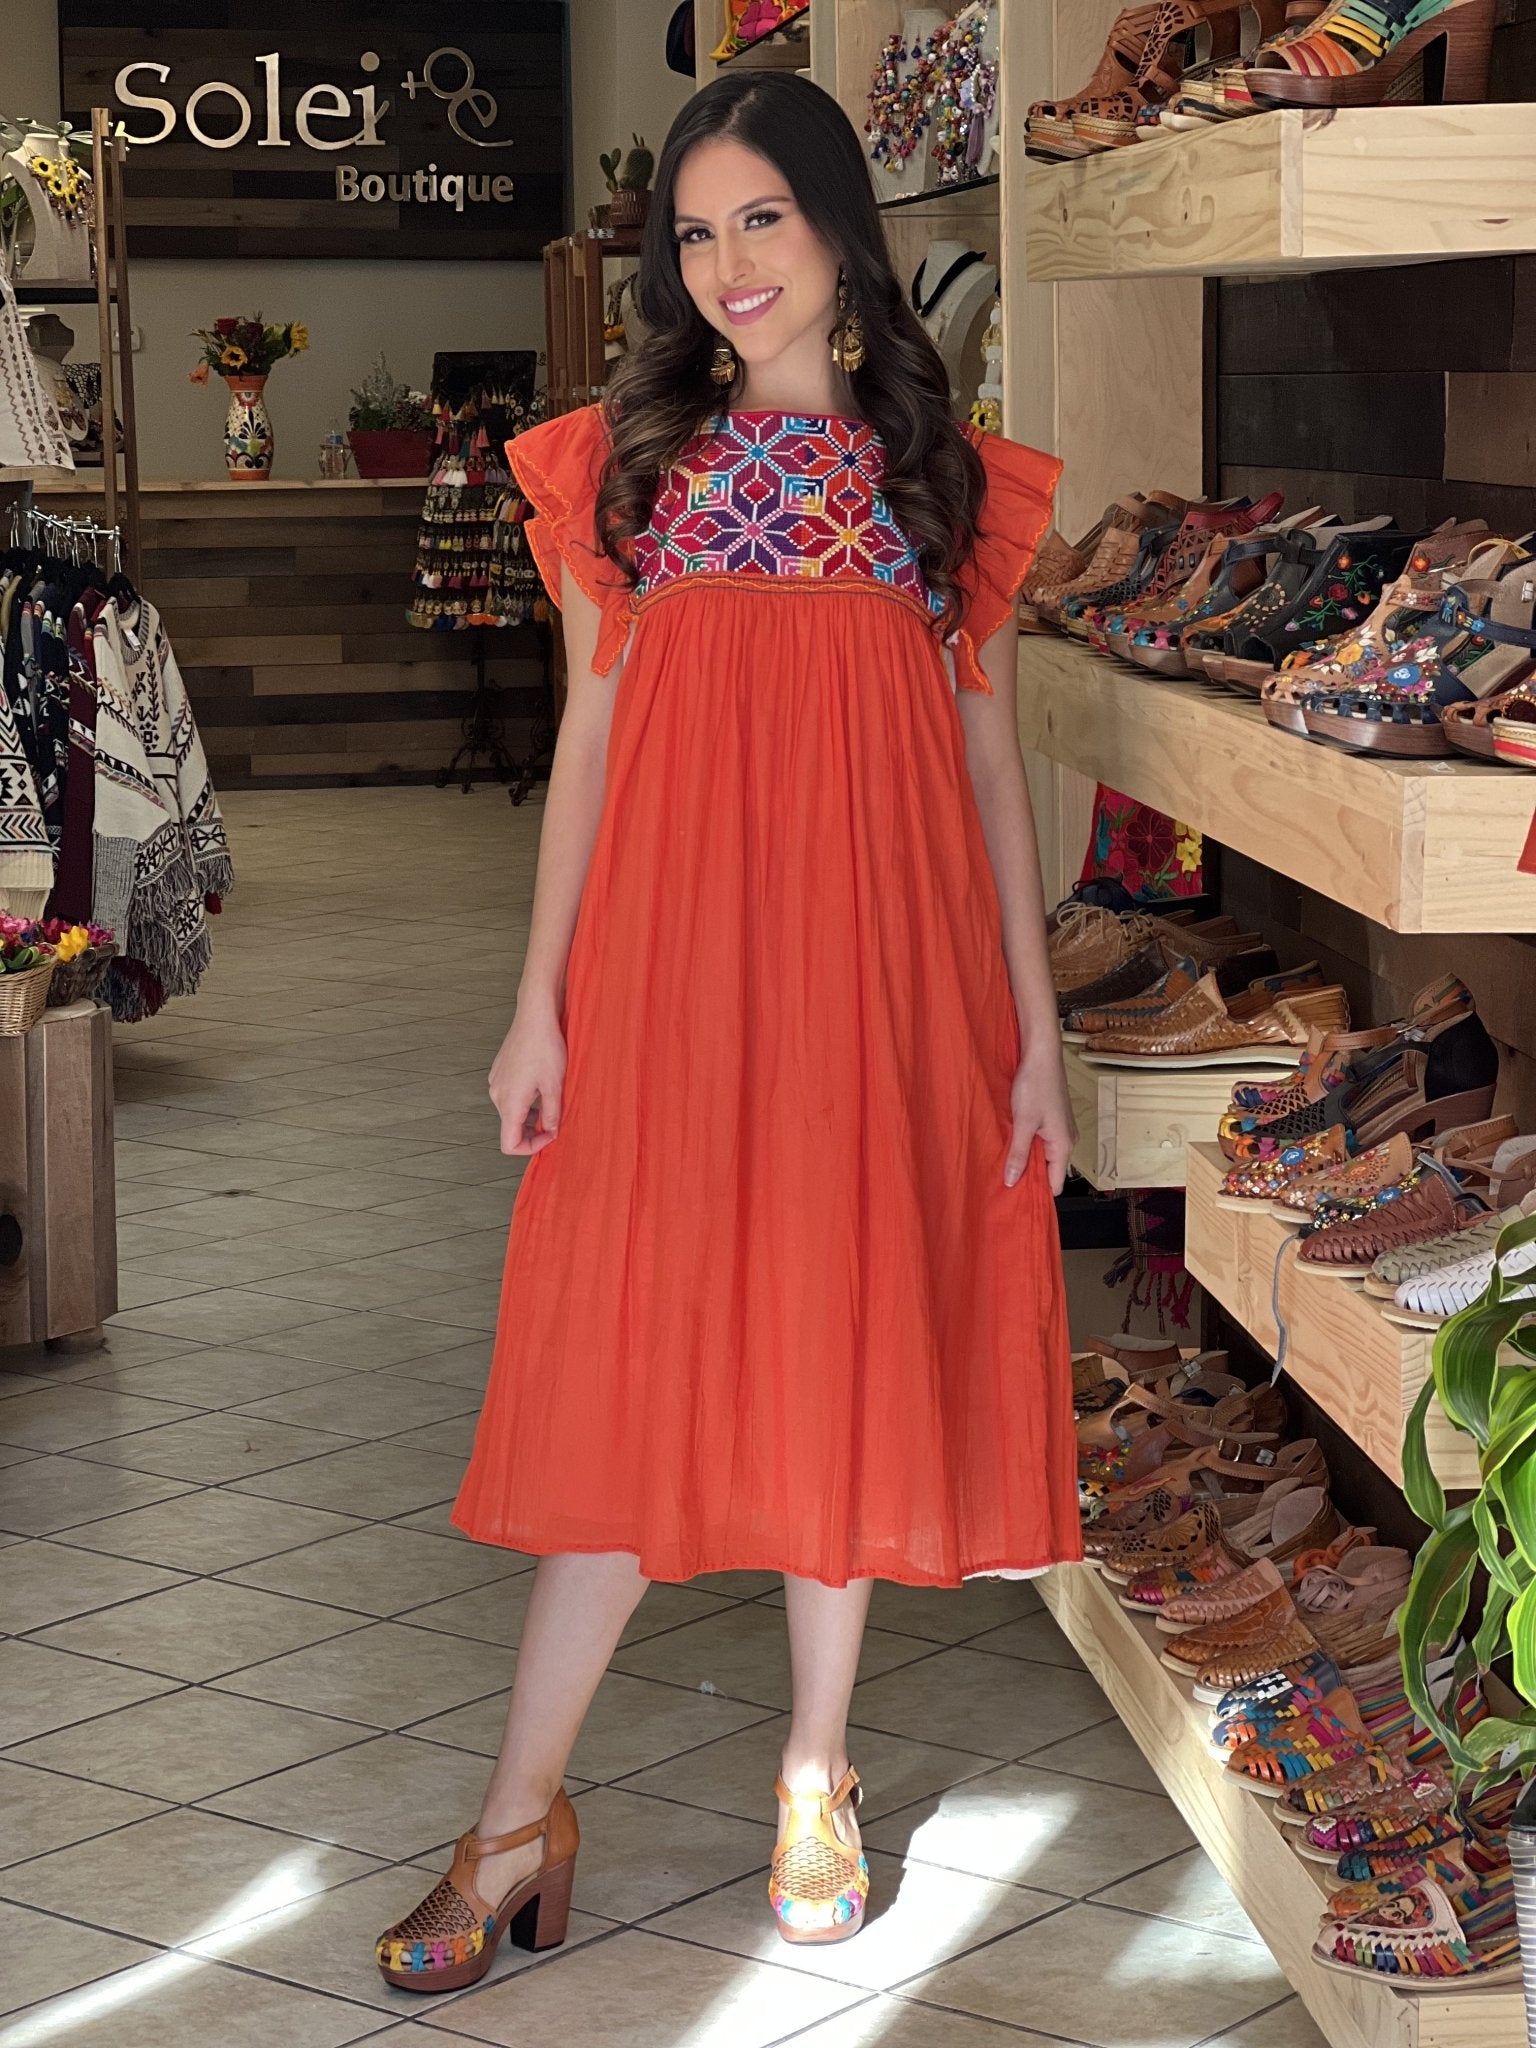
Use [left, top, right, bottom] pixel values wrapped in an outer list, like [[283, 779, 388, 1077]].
[[770, 1767, 870, 1944], [376, 1789, 579, 1992]]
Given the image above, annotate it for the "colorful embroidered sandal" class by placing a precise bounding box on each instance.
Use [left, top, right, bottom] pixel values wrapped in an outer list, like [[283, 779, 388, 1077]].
[[375, 1790, 579, 1991], [1249, 0, 1495, 108], [770, 1767, 869, 1944]]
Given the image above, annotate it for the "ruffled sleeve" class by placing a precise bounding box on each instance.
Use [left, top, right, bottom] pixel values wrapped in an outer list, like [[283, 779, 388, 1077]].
[[952, 428, 1063, 694], [506, 404, 633, 676]]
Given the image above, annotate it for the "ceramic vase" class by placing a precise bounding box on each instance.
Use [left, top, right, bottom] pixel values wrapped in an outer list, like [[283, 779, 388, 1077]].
[[223, 374, 273, 481]]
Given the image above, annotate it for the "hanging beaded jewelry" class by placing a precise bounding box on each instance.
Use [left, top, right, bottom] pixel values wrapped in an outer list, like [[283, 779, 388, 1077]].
[[865, 28, 939, 172], [927, 3, 998, 185]]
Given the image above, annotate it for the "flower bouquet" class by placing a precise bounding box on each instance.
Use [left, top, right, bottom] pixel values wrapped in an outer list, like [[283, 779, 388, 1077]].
[[0, 916, 58, 1035], [37, 919, 117, 1006]]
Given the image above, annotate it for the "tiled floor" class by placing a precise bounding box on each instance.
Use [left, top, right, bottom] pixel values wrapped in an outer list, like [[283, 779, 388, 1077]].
[[0, 789, 1328, 2048]]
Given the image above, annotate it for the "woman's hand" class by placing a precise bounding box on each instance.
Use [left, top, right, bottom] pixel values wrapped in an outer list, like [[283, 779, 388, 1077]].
[[1006, 1039, 1076, 1196], [489, 998, 567, 1156]]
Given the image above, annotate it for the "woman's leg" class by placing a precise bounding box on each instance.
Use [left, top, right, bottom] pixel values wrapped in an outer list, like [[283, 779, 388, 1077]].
[[779, 1574, 874, 1852], [468, 1549, 650, 1902]]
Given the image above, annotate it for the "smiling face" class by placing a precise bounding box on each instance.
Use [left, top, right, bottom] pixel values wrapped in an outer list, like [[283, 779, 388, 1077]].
[[671, 135, 843, 387]]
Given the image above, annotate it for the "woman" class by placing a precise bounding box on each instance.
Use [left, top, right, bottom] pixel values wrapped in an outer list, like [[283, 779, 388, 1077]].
[[376, 70, 1079, 1991]]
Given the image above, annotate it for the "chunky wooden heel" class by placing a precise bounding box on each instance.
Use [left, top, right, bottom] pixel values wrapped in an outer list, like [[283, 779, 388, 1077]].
[[1247, 0, 1495, 108], [375, 1788, 581, 1992]]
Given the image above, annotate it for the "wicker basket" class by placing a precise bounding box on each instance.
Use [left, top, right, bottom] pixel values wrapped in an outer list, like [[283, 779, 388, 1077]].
[[0, 956, 57, 1036], [46, 944, 117, 1008]]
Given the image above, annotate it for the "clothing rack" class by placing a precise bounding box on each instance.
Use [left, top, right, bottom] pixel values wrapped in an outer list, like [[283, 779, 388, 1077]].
[[7, 501, 122, 575]]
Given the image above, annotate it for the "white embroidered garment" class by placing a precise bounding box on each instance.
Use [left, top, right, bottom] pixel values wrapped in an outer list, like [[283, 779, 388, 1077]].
[[0, 270, 74, 477]]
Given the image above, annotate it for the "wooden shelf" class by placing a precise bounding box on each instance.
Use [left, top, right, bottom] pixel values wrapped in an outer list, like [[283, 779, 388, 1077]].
[[1039, 1560, 1522, 2046], [12, 279, 112, 303], [1016, 637, 1536, 935], [1064, 1039, 1251, 1190], [1184, 1140, 1474, 1489], [877, 172, 1000, 212], [1024, 104, 1536, 282]]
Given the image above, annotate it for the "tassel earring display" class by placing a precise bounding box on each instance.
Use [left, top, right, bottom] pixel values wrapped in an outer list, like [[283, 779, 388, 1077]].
[[832, 279, 867, 373], [710, 338, 737, 387]]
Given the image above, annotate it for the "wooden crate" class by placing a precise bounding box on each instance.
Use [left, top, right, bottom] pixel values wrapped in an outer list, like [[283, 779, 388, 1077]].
[[1017, 637, 1536, 935], [1184, 1141, 1473, 1488], [1024, 104, 1536, 282], [1064, 1040, 1255, 1190], [0, 1002, 116, 1349], [1040, 1561, 1523, 2047]]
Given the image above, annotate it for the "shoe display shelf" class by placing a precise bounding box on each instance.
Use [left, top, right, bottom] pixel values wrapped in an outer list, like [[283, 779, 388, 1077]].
[[1182, 1139, 1474, 1490], [1024, 105, 1536, 283], [1063, 1038, 1256, 1190], [1017, 635, 1536, 936], [1039, 1557, 1524, 2048]]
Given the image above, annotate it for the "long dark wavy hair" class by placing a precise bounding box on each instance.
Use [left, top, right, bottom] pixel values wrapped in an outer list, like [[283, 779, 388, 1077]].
[[593, 72, 987, 634]]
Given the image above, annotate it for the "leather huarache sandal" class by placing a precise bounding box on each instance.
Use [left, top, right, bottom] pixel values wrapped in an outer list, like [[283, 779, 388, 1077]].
[[1249, 0, 1496, 109], [1026, 7, 1164, 157], [376, 1790, 579, 1991], [1313, 1868, 1521, 1986], [770, 1767, 869, 1943], [1293, 1769, 1457, 1862], [1296, 1172, 1480, 1277], [1364, 1184, 1536, 1298], [1386, 1224, 1536, 1329], [1182, 1616, 1323, 1693]]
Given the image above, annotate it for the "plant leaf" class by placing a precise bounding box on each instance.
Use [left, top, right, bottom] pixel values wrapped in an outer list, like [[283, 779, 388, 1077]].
[[1398, 1509, 1480, 1770], [1401, 1375, 1447, 1530], [1481, 1365, 1536, 1482], [1473, 1577, 1517, 1671], [1473, 1488, 1522, 1597], [1460, 1714, 1536, 1772], [1436, 1301, 1530, 1448], [1512, 1576, 1536, 1705], [1498, 1446, 1536, 1572]]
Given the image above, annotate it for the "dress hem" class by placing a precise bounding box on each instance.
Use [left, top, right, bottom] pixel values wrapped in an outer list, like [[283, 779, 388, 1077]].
[[448, 1509, 1084, 1591]]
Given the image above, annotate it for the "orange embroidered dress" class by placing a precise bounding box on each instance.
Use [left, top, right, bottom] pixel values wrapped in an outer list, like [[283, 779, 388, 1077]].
[[452, 404, 1082, 1587]]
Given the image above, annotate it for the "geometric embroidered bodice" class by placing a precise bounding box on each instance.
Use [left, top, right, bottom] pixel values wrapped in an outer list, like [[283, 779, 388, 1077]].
[[631, 410, 944, 621]]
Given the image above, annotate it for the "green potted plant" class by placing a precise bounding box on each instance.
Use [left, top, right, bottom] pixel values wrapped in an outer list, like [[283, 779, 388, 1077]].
[[1399, 1210, 1536, 2020], [346, 355, 434, 478], [607, 135, 654, 229]]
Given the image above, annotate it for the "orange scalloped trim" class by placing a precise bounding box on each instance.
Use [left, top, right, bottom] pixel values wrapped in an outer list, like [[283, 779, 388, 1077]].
[[953, 427, 1064, 694]]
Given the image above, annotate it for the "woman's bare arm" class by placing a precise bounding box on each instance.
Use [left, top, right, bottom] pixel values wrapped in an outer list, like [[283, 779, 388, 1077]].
[[489, 566, 621, 1153], [956, 618, 1076, 1193]]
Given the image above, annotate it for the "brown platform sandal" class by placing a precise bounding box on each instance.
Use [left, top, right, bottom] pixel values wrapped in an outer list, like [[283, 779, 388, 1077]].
[[376, 1789, 579, 1992]]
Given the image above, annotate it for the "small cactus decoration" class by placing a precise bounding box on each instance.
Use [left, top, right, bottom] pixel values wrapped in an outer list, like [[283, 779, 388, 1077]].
[[599, 147, 622, 193], [619, 135, 654, 191]]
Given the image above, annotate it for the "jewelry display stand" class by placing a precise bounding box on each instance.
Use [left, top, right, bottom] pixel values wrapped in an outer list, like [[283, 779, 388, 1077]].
[[8, 129, 91, 285], [868, 7, 947, 200], [912, 236, 997, 404]]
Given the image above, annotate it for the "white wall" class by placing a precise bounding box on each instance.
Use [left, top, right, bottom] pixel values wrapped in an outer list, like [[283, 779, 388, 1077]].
[[7, 0, 690, 479]]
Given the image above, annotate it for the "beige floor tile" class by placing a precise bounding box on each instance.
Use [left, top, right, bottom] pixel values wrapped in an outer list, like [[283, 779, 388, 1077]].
[[0, 1639, 180, 1743], [552, 1787, 771, 1922], [110, 1288, 348, 1345], [225, 1521, 528, 1617], [229, 1441, 468, 1517], [0, 1385, 199, 1454], [1203, 1999, 1330, 2048], [651, 1849, 1066, 1993], [0, 1900, 159, 2020], [611, 1605, 932, 1711], [242, 1314, 491, 1372], [0, 1371, 60, 1401], [847, 1648, 1113, 1761], [61, 1487, 364, 1572], [7, 1685, 373, 1803], [0, 1540, 186, 1633], [397, 1576, 726, 1652], [761, 1577, 1044, 1646], [0, 1760, 167, 1867], [391, 1286, 502, 1333], [619, 1718, 999, 1825], [904, 1901, 1289, 2048], [0, 1442, 39, 1468], [967, 1611, 1086, 1670], [778, 1994, 1074, 2046], [83, 1347, 360, 1409], [199, 1732, 510, 1860], [0, 1806, 379, 1945], [30, 1577, 368, 1681], [1026, 1717, 1165, 1797], [245, 1260, 469, 1313], [113, 1271, 223, 1310], [411, 1670, 773, 1783], [212, 1619, 517, 1727], [384, 1229, 509, 1280], [124, 1151, 334, 1194], [72, 1409, 357, 1483], [125, 1236, 338, 1287], [125, 1191, 326, 1241], [0, 1952, 384, 2047], [387, 1414, 481, 1458], [389, 1500, 480, 1541], [427, 1927, 860, 2048], [373, 1186, 515, 1234], [254, 1210, 469, 1263], [246, 1167, 449, 1212], [114, 1177, 211, 1215], [186, 1862, 611, 2013], [864, 1764, 1195, 1896], [376, 1339, 493, 1391], [1090, 1845, 1262, 1944], [79, 1328, 206, 1372]]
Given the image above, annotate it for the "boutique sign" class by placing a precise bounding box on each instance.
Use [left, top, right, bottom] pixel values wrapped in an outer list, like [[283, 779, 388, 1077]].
[[60, 4, 565, 261]]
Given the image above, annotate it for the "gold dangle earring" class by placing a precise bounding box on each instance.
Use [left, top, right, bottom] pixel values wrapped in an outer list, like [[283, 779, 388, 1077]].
[[832, 278, 866, 374], [710, 338, 737, 387]]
